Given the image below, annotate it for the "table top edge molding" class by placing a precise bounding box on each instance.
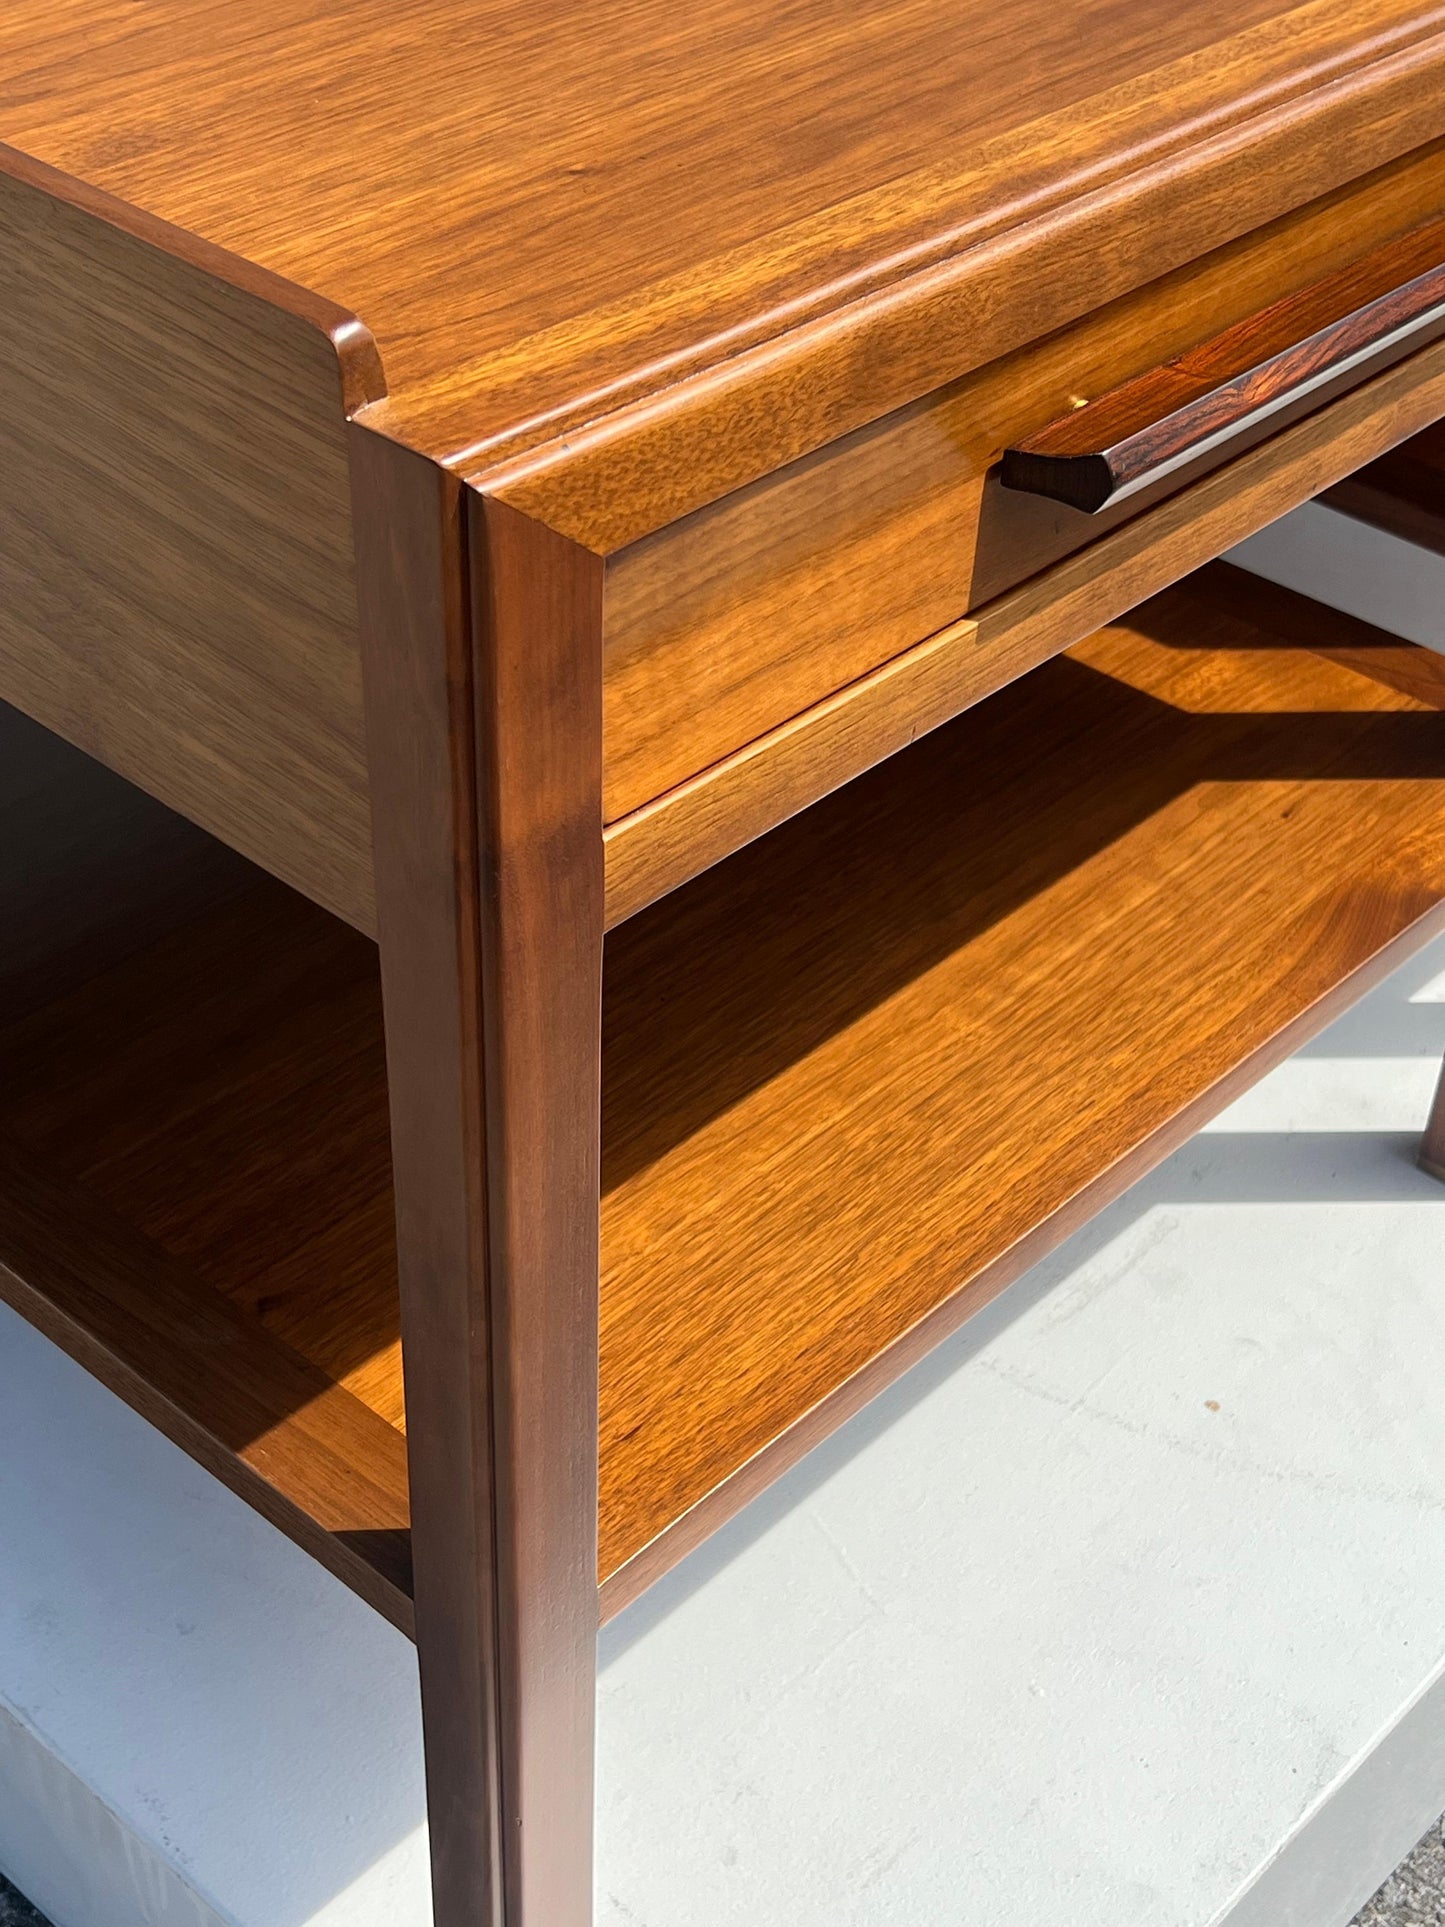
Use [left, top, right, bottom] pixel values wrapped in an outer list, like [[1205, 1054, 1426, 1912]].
[[458, 20, 1445, 549]]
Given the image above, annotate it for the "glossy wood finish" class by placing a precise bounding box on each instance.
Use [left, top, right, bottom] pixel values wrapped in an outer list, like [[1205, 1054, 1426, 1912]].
[[467, 496, 602, 1927], [597, 563, 1445, 1600], [473, 0, 1445, 544], [0, 432, 608, 1924], [8, 11, 1445, 1927], [3, 0, 1445, 516], [12, 562, 1443, 1614], [605, 326, 1445, 924], [1003, 213, 1445, 511], [7, 108, 1443, 907], [352, 432, 602, 1927], [347, 436, 505, 1924], [0, 699, 411, 1629], [0, 148, 378, 932], [600, 144, 1445, 821]]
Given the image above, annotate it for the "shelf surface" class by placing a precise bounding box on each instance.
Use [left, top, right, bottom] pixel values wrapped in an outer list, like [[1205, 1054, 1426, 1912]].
[[599, 561, 1445, 1595], [0, 714, 411, 1628], [1, 562, 1442, 1624]]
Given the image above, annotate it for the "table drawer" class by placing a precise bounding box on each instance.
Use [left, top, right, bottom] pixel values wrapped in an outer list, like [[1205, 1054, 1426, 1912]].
[[600, 141, 1445, 824]]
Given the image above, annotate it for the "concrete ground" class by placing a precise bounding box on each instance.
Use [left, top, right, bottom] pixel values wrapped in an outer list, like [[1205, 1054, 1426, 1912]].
[[2, 1820, 1443, 1925], [3, 1825, 1442, 1923], [5, 989, 1445, 1927]]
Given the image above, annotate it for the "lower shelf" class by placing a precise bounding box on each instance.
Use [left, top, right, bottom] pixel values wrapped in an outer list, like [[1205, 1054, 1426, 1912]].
[[0, 733, 412, 1627], [1, 559, 1442, 1631]]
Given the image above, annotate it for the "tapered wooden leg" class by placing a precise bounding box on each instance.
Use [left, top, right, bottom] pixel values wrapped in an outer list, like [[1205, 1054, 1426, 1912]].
[[470, 491, 604, 1926], [350, 425, 603, 1927], [1421, 1056, 1445, 1183]]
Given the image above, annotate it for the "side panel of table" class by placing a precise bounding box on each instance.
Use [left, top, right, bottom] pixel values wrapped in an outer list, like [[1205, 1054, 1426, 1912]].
[[0, 148, 377, 932]]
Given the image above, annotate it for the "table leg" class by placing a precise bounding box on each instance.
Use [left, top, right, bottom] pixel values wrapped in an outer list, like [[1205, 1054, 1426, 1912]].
[[351, 426, 604, 1927]]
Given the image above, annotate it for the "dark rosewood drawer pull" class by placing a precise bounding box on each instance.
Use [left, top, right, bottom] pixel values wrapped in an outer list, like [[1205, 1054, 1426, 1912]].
[[1001, 216, 1445, 514]]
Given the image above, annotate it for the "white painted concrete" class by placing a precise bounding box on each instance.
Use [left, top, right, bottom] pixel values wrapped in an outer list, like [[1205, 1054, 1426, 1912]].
[[1227, 498, 1445, 646], [0, 1310, 431, 1927], [1223, 1656, 1445, 1927], [4, 933, 1445, 1925]]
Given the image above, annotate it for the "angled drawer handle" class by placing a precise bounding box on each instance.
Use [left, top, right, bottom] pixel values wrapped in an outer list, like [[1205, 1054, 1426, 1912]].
[[1001, 216, 1445, 515]]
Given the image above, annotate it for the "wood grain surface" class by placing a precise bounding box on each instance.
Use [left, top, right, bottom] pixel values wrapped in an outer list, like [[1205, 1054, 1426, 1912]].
[[0, 699, 411, 1625], [466, 495, 603, 1927], [6, 111, 1443, 921], [11, 11, 1445, 1925], [604, 326, 1445, 923], [0, 153, 377, 930], [601, 144, 1445, 822], [348, 435, 507, 1925], [597, 560, 1445, 1600], [351, 433, 603, 1927], [1, 0, 1443, 521], [7, 562, 1444, 1617], [1004, 212, 1445, 511], [474, 3, 1445, 543], [7, 33, 1445, 891], [7, 120, 1440, 905]]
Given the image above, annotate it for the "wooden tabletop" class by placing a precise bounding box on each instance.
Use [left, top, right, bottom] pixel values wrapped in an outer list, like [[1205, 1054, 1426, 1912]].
[[5, 0, 1445, 502]]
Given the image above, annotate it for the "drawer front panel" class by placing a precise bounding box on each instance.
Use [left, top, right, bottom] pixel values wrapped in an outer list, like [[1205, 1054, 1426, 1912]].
[[603, 329, 1445, 926], [600, 139, 1445, 824]]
